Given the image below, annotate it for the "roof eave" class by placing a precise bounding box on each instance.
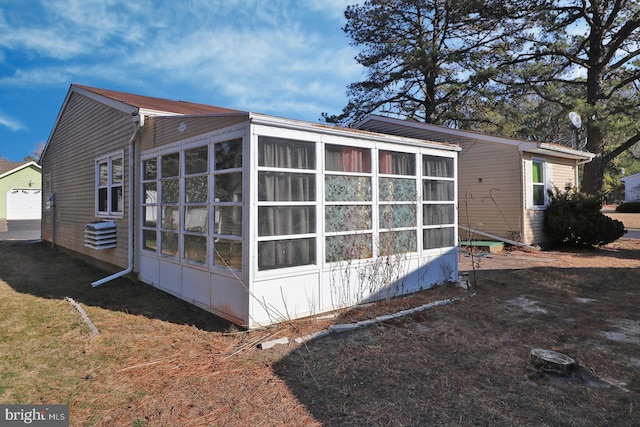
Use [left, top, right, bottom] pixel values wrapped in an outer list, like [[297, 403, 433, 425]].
[[0, 161, 41, 180], [520, 142, 595, 161], [250, 112, 461, 152]]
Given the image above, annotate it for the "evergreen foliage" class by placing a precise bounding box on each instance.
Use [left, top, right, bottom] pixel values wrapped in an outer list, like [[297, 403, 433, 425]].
[[327, 0, 640, 198], [544, 186, 625, 247], [616, 202, 640, 213]]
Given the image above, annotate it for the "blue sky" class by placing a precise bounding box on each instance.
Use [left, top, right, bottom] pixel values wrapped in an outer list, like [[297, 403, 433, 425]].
[[0, 0, 364, 162]]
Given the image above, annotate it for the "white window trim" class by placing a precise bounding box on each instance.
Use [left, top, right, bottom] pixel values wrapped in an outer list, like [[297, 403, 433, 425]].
[[44, 173, 52, 211], [95, 150, 125, 218], [526, 157, 553, 210]]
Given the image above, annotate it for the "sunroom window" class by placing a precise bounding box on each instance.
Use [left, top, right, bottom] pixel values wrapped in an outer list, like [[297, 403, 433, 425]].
[[160, 152, 180, 258], [258, 136, 316, 270], [325, 144, 372, 262], [141, 158, 158, 252], [141, 138, 244, 271], [422, 154, 455, 249], [213, 138, 243, 270], [378, 150, 417, 255], [184, 146, 208, 264]]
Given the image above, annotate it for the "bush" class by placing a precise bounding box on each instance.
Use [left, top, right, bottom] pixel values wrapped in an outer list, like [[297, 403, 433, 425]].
[[544, 187, 625, 247], [616, 201, 640, 213]]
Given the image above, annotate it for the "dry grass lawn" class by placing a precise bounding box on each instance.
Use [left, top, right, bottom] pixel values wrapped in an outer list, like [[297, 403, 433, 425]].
[[1, 218, 639, 425]]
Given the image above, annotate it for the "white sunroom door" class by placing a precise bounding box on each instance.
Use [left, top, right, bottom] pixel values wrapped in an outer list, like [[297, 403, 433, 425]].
[[6, 189, 42, 220]]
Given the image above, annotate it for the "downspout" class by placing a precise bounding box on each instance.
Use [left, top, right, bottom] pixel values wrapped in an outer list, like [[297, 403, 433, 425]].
[[92, 113, 144, 287], [575, 157, 593, 192], [517, 143, 528, 242]]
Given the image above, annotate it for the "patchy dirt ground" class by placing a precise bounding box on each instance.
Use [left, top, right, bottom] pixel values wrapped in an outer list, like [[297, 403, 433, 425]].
[[1, 230, 639, 425]]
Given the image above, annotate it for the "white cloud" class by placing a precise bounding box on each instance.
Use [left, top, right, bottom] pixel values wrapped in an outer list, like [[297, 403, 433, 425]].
[[0, 111, 25, 132], [0, 0, 364, 120], [306, 0, 359, 20]]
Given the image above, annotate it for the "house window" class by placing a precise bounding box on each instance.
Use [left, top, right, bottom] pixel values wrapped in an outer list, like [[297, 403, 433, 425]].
[[96, 152, 124, 217], [213, 138, 243, 270], [325, 144, 372, 262], [258, 136, 316, 270], [532, 159, 546, 207], [44, 174, 52, 211], [422, 154, 455, 249]]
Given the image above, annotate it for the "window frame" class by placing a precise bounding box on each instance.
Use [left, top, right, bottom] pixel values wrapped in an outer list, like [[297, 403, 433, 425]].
[[256, 136, 318, 271], [44, 173, 52, 211], [377, 149, 419, 256], [530, 158, 548, 209], [324, 143, 373, 263], [139, 135, 245, 272], [141, 157, 159, 254], [95, 150, 125, 218], [526, 157, 552, 210], [212, 137, 244, 271], [183, 145, 209, 265], [421, 153, 456, 250]]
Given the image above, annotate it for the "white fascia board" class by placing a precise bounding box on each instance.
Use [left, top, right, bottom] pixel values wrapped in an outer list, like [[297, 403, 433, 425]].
[[138, 108, 180, 117], [249, 112, 460, 152], [145, 111, 249, 119], [519, 142, 595, 161], [72, 85, 139, 115], [0, 161, 42, 180], [41, 85, 142, 164]]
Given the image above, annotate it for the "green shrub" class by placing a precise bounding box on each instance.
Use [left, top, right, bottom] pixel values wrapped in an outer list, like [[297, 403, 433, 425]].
[[616, 201, 640, 213], [544, 187, 625, 247]]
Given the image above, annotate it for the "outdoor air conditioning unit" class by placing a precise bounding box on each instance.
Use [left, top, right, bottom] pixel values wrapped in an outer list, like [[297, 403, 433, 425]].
[[84, 221, 117, 250]]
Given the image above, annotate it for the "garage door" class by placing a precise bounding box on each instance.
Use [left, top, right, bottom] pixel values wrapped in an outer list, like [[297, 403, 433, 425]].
[[6, 189, 42, 220]]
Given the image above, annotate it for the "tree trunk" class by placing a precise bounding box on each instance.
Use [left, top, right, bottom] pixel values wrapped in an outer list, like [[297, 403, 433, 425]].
[[582, 20, 607, 197], [581, 120, 605, 197]]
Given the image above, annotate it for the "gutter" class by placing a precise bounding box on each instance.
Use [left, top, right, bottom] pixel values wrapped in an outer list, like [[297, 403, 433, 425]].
[[92, 113, 144, 287]]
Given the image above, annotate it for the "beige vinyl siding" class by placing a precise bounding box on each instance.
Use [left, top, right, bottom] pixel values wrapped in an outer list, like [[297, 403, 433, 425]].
[[523, 155, 578, 245], [41, 92, 133, 269], [140, 115, 247, 151], [550, 158, 579, 191], [457, 140, 523, 242]]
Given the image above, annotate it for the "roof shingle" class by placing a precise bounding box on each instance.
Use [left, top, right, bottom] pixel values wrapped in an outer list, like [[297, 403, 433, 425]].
[[74, 84, 246, 116], [0, 159, 24, 175]]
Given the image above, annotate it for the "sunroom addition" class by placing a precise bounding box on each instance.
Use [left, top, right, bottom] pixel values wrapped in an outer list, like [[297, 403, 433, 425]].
[[137, 115, 459, 328]]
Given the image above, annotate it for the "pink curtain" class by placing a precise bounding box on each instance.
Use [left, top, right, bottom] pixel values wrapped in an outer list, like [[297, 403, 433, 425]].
[[340, 147, 371, 172], [379, 151, 393, 174]]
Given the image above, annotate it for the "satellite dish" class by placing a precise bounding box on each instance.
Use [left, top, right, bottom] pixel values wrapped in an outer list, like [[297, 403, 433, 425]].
[[569, 112, 582, 129]]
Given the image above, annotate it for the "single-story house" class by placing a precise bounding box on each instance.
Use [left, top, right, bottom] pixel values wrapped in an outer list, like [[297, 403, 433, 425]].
[[354, 115, 595, 247], [0, 160, 42, 227], [40, 84, 460, 328], [620, 172, 640, 202]]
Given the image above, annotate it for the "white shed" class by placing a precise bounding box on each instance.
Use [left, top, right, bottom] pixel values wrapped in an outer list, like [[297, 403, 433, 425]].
[[621, 172, 640, 202]]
